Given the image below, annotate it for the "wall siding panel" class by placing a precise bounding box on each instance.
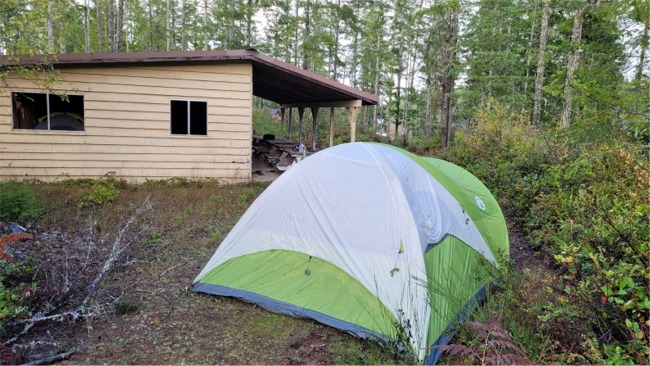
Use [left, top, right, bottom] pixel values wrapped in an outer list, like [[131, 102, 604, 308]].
[[0, 63, 253, 183]]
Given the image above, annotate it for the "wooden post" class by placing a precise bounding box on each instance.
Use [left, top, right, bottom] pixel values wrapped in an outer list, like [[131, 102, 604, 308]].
[[329, 107, 335, 147], [288, 108, 293, 140], [310, 107, 319, 151], [280, 107, 286, 137], [347, 106, 360, 143], [298, 107, 305, 146]]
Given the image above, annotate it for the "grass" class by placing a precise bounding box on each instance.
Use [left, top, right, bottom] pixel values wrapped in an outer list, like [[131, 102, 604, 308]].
[[14, 179, 402, 365]]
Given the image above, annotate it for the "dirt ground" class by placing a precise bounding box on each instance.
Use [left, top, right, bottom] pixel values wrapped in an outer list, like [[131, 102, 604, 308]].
[[5, 181, 399, 365], [3, 180, 545, 365]]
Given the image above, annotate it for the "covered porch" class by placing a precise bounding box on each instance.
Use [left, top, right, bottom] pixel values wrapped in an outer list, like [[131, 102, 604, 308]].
[[249, 51, 378, 150]]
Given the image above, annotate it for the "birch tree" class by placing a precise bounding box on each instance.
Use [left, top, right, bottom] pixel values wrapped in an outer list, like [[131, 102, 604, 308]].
[[532, 0, 550, 126], [560, 6, 583, 129]]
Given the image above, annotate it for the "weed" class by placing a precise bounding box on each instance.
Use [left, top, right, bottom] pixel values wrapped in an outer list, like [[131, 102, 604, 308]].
[[0, 234, 35, 332], [0, 182, 42, 222], [79, 176, 120, 207], [436, 316, 532, 365], [173, 177, 190, 186], [115, 299, 139, 315], [211, 229, 222, 244]]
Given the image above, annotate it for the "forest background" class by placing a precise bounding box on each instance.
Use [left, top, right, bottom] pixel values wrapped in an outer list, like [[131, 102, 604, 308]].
[[0, 0, 648, 364]]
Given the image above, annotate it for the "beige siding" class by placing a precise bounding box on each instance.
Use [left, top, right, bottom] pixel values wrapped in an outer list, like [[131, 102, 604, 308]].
[[0, 63, 253, 183]]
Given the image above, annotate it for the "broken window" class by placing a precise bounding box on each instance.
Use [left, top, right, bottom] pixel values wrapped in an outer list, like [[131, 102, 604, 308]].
[[170, 100, 207, 136], [12, 92, 85, 131]]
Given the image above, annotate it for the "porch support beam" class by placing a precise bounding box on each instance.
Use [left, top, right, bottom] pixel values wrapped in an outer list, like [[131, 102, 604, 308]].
[[329, 107, 335, 147], [311, 107, 319, 151], [298, 107, 305, 146], [347, 106, 360, 143], [279, 107, 286, 137]]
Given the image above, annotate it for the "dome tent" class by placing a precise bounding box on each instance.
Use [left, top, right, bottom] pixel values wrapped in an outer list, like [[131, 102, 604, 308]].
[[192, 142, 508, 364]]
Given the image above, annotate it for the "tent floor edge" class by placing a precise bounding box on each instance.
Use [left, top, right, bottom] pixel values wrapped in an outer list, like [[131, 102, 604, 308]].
[[425, 284, 490, 365], [192, 282, 392, 343]]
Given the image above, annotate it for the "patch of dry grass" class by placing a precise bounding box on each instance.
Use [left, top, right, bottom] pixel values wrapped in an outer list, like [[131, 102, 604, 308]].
[[11, 179, 401, 365]]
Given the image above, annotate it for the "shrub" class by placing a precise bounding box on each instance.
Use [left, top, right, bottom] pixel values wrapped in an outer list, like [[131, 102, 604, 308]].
[[443, 100, 649, 363], [530, 145, 649, 364], [80, 176, 120, 207], [0, 234, 35, 334], [115, 299, 139, 315], [0, 182, 42, 222]]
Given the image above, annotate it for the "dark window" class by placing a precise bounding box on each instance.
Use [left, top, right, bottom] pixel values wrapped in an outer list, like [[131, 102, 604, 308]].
[[170, 100, 207, 136], [12, 92, 85, 131]]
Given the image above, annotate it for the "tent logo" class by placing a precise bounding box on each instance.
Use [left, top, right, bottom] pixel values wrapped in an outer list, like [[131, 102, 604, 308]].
[[475, 196, 486, 211]]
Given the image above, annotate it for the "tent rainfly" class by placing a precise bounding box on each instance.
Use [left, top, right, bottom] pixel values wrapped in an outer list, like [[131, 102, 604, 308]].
[[192, 142, 509, 364]]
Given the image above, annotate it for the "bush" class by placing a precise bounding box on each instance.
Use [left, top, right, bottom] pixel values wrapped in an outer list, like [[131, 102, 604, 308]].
[[530, 145, 649, 363], [443, 100, 650, 363], [0, 182, 42, 222], [0, 233, 35, 335], [79, 176, 120, 207]]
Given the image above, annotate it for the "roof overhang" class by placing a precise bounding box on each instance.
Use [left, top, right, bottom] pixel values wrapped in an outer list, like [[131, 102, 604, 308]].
[[1, 50, 378, 106]]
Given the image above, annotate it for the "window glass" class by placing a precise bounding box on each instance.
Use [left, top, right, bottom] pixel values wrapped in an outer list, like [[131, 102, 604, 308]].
[[12, 92, 85, 131], [170, 100, 207, 136], [190, 101, 207, 135], [170, 100, 188, 134]]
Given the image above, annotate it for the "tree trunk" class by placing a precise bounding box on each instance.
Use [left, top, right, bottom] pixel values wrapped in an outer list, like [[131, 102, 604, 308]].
[[372, 26, 381, 128], [181, 0, 186, 51], [350, 27, 358, 87], [395, 72, 402, 140], [636, 22, 648, 80], [523, 3, 538, 93], [302, 0, 311, 70], [227, 0, 235, 48], [84, 0, 90, 52], [560, 7, 583, 129], [148, 1, 153, 51], [246, 0, 253, 47], [423, 23, 437, 139], [117, 0, 124, 51], [332, 0, 341, 80], [108, 0, 115, 52], [166, 0, 171, 51], [293, 0, 299, 65], [440, 8, 458, 148], [96, 0, 103, 51], [532, 0, 549, 126], [47, 0, 54, 53], [203, 0, 209, 50]]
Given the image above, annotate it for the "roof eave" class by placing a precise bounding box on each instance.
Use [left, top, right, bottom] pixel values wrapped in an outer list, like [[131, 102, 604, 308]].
[[1, 50, 378, 106]]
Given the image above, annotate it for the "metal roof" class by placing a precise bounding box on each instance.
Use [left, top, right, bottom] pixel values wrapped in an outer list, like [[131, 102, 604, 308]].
[[2, 50, 378, 106]]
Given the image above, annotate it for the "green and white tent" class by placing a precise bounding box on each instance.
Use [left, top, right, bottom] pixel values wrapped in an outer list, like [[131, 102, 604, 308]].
[[193, 142, 508, 364]]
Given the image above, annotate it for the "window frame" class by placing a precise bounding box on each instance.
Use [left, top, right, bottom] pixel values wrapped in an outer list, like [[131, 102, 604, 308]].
[[11, 91, 85, 133], [170, 99, 208, 136]]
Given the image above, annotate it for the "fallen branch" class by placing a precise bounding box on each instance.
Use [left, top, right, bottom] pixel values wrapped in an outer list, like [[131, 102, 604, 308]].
[[82, 195, 152, 307], [4, 195, 153, 347], [21, 349, 75, 365], [16, 306, 103, 324], [159, 263, 182, 277]]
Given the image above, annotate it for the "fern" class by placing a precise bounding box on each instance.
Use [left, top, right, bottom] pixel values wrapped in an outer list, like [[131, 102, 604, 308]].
[[434, 316, 532, 365]]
